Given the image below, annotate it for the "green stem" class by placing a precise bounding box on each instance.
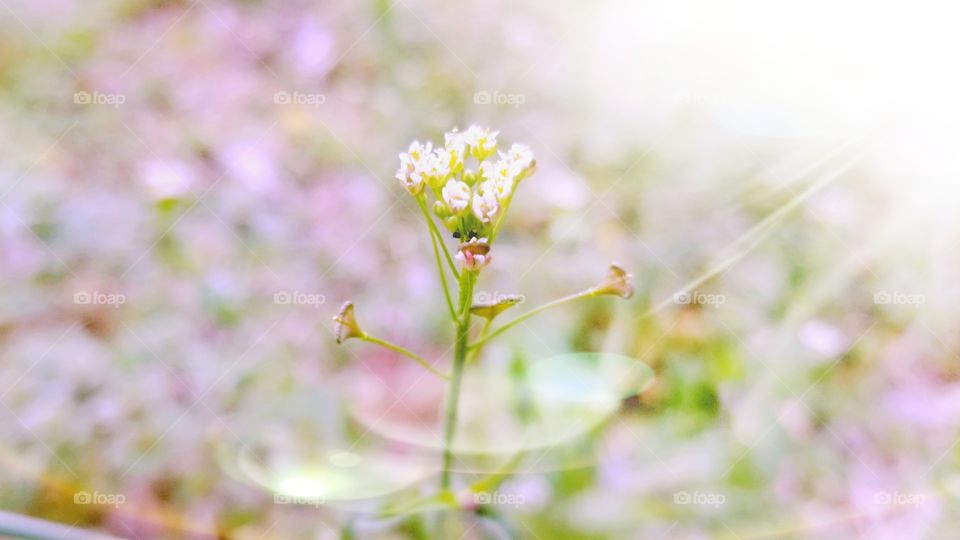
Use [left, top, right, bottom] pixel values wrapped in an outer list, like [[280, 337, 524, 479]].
[[428, 225, 458, 322], [417, 196, 459, 279], [435, 226, 460, 280], [361, 334, 451, 380], [468, 289, 596, 350], [440, 271, 475, 491], [488, 187, 517, 243]]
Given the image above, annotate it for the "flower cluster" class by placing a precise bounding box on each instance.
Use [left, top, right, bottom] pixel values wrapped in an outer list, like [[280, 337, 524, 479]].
[[395, 126, 536, 271]]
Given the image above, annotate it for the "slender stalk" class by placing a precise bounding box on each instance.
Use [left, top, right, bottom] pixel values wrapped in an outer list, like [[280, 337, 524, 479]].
[[489, 180, 521, 243], [417, 197, 459, 279], [440, 271, 475, 490], [361, 334, 451, 380], [488, 192, 513, 243], [468, 289, 596, 350], [434, 225, 460, 280], [427, 225, 458, 322]]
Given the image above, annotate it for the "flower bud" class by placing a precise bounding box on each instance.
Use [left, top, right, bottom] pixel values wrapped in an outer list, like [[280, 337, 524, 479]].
[[455, 237, 492, 272], [471, 295, 523, 320], [462, 169, 479, 186], [591, 264, 634, 299], [332, 301, 365, 344], [433, 200, 450, 219]]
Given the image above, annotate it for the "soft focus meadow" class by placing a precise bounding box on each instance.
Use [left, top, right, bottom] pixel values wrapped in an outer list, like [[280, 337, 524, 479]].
[[3, 0, 960, 538]]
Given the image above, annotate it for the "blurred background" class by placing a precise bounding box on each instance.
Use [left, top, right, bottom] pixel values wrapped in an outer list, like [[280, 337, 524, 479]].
[[2, 0, 960, 538]]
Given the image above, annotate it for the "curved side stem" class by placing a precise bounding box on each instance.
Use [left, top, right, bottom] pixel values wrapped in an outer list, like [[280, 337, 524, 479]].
[[417, 198, 459, 323], [417, 197, 460, 279], [428, 229, 458, 322], [361, 334, 451, 380], [468, 290, 595, 350]]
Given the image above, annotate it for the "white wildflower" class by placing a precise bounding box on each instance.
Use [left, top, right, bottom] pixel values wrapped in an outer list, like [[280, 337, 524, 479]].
[[480, 159, 515, 200], [444, 128, 467, 170], [463, 125, 498, 160], [420, 150, 451, 188], [442, 179, 472, 214], [396, 141, 432, 195], [472, 184, 500, 223], [502, 143, 535, 179]]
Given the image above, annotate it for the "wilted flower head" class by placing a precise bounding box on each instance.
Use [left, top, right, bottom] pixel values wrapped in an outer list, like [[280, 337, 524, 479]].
[[332, 301, 365, 343], [471, 294, 523, 320], [591, 264, 634, 299], [455, 237, 492, 271]]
